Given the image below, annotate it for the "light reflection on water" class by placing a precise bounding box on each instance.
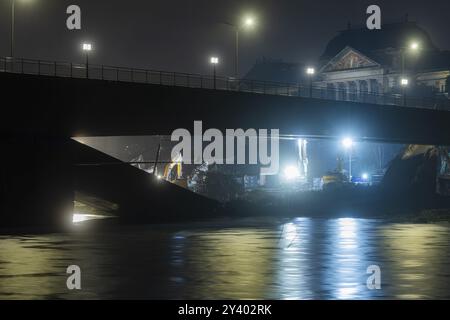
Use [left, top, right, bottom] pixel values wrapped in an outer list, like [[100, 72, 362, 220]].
[[0, 218, 449, 299]]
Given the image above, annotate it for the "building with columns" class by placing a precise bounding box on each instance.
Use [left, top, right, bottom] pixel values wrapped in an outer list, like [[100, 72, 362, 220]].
[[314, 21, 450, 107], [244, 20, 450, 109]]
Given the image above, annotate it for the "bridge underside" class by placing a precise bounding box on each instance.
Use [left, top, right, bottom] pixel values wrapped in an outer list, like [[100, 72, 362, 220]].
[[1, 72, 450, 229], [1, 72, 450, 145], [0, 136, 218, 228]]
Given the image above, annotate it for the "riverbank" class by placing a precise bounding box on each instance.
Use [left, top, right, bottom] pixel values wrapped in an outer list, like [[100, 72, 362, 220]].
[[221, 185, 450, 223]]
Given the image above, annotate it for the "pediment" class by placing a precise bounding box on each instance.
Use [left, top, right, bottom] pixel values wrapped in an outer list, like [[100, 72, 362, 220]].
[[322, 47, 380, 72]]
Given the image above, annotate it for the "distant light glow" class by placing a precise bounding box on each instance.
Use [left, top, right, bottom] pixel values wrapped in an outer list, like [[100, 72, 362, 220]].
[[283, 165, 300, 180], [72, 213, 105, 224], [306, 67, 315, 75], [362, 173, 369, 180], [157, 175, 162, 180], [82, 43, 92, 51], [341, 137, 354, 149], [401, 78, 409, 86], [210, 56, 219, 64], [244, 16, 255, 28], [410, 42, 419, 51]]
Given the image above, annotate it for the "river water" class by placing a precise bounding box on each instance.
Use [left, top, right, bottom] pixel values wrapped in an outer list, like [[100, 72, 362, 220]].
[[1, 217, 449, 299]]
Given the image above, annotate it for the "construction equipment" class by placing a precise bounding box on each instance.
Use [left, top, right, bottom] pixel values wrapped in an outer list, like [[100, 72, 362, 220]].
[[162, 153, 187, 188], [322, 156, 347, 188]]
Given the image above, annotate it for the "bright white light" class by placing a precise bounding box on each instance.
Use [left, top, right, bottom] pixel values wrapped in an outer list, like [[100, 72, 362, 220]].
[[82, 43, 92, 51], [157, 175, 162, 180], [341, 137, 354, 149], [401, 78, 409, 86], [410, 42, 419, 51], [243, 16, 255, 28], [283, 165, 300, 180], [362, 173, 369, 180], [73, 213, 88, 223], [72, 213, 104, 223], [284, 223, 298, 243], [306, 67, 315, 75], [210, 57, 219, 64]]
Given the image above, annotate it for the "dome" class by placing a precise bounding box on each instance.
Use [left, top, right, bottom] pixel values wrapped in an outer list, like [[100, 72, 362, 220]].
[[320, 22, 437, 62]]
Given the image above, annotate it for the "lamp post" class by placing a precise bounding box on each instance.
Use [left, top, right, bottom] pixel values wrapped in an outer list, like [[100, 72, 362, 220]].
[[342, 137, 354, 182], [224, 15, 256, 79], [210, 57, 219, 89], [398, 42, 419, 107], [306, 67, 315, 98], [10, 0, 15, 58], [82, 43, 92, 79], [10, 0, 34, 59]]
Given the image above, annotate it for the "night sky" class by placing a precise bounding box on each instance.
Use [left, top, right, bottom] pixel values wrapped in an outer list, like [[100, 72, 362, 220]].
[[0, 0, 449, 76]]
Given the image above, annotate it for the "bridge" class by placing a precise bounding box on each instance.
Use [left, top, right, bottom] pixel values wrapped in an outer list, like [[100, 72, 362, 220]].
[[1, 57, 450, 145], [1, 57, 450, 229]]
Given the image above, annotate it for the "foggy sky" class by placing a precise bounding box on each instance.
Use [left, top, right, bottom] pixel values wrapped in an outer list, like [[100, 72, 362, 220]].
[[0, 0, 449, 77]]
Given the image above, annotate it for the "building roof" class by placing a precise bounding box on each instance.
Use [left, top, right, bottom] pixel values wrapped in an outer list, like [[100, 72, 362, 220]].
[[320, 21, 436, 62], [320, 21, 450, 73]]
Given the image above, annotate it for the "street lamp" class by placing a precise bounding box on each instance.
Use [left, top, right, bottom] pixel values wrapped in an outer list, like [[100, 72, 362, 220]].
[[10, 0, 33, 58], [306, 67, 315, 98], [210, 56, 219, 89], [410, 42, 419, 51], [82, 43, 92, 79], [224, 14, 257, 79], [341, 137, 354, 182], [401, 40, 420, 75]]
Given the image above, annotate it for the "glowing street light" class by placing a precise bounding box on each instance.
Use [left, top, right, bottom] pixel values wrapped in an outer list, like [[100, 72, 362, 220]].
[[82, 42, 92, 78], [306, 67, 315, 97], [400, 40, 421, 76], [224, 13, 258, 78], [306, 67, 315, 75], [400, 78, 409, 86], [210, 57, 219, 64], [362, 173, 369, 181], [342, 137, 354, 149], [210, 56, 219, 89], [410, 41, 419, 51], [243, 16, 255, 28], [82, 43, 92, 51], [341, 137, 354, 182]]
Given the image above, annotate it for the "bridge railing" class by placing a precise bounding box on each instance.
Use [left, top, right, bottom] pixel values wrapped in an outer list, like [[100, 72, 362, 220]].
[[1, 56, 449, 110]]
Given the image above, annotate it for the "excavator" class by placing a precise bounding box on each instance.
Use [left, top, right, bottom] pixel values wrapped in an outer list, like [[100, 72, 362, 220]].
[[322, 156, 347, 188], [162, 153, 188, 188]]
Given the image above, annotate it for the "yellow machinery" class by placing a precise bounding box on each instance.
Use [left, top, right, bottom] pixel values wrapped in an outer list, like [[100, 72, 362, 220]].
[[162, 153, 187, 188], [322, 156, 346, 187]]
